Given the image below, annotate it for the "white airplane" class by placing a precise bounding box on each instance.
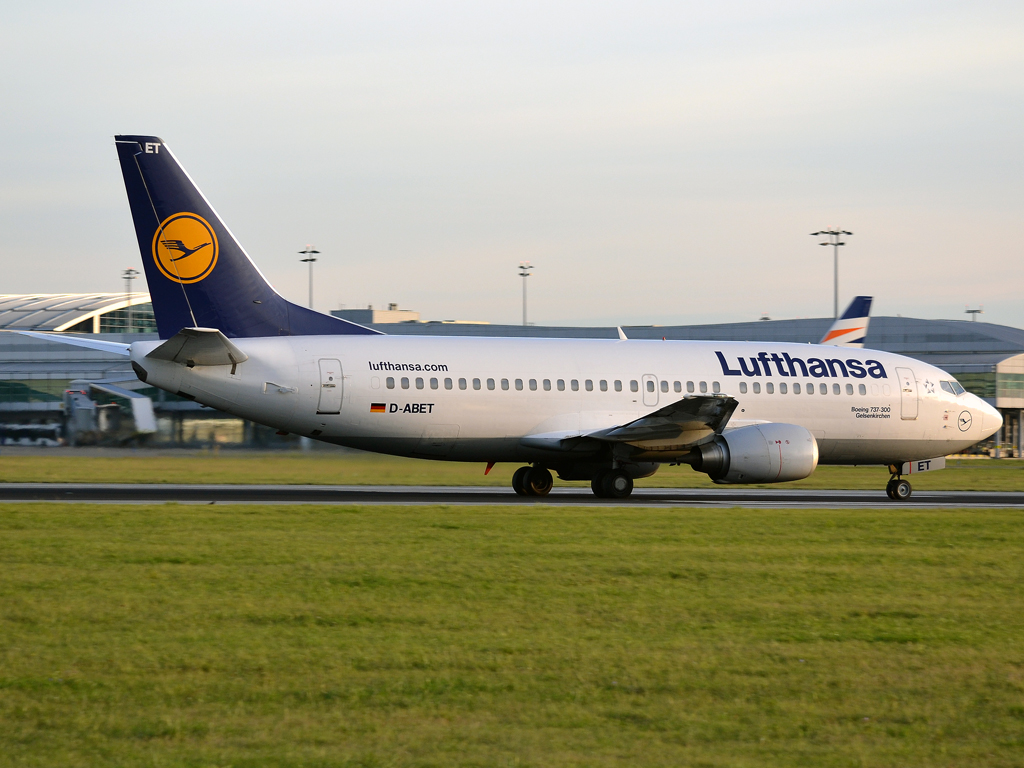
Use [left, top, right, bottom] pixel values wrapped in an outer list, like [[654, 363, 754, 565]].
[[23, 136, 1001, 501]]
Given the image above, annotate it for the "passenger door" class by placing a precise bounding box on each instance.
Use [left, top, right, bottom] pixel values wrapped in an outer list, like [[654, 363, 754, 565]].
[[317, 358, 343, 414], [895, 366, 918, 420]]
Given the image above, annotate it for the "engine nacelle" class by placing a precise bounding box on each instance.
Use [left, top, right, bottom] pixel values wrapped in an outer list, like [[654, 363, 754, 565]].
[[694, 423, 818, 484]]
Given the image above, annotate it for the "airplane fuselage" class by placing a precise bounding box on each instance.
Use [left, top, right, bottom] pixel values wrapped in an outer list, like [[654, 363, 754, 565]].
[[131, 335, 999, 470]]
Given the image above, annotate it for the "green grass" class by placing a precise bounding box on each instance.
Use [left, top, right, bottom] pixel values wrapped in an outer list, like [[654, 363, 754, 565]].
[[1, 452, 1023, 490], [1, 503, 1023, 766]]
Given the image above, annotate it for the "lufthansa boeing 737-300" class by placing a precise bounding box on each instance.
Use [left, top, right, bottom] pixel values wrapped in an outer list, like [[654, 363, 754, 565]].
[[21, 136, 1002, 500]]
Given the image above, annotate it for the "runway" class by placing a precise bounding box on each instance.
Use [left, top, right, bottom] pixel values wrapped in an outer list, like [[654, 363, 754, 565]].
[[0, 483, 1022, 508]]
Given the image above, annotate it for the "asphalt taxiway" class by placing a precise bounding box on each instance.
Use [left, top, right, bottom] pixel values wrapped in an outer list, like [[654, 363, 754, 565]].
[[0, 484, 1022, 508]]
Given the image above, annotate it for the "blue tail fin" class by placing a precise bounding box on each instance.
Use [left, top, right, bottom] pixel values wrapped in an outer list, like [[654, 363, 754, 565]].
[[114, 135, 380, 340]]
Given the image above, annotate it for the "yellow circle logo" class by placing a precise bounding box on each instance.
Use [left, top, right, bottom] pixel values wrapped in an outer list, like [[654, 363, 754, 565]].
[[151, 213, 219, 284]]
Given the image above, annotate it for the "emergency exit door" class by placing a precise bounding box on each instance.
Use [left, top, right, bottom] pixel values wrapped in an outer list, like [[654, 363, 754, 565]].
[[895, 367, 918, 420], [317, 359, 343, 414]]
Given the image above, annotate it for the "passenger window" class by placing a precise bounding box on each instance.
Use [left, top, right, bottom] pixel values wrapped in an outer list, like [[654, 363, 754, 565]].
[[444, 378, 453, 390], [819, 383, 827, 395], [699, 381, 707, 393], [529, 379, 537, 391], [543, 379, 551, 391], [500, 378, 509, 391], [585, 380, 593, 391], [712, 382, 720, 393], [630, 380, 639, 392], [807, 383, 813, 395], [858, 383, 866, 395], [660, 380, 668, 393], [646, 380, 655, 393], [386, 377, 395, 389], [740, 382, 748, 394], [430, 377, 438, 389], [766, 382, 775, 394], [401, 377, 410, 389], [557, 379, 565, 391], [793, 382, 801, 394], [487, 378, 496, 390], [415, 377, 424, 389], [833, 383, 840, 395], [571, 380, 579, 391], [614, 380, 622, 392], [473, 378, 481, 390], [459, 378, 467, 390], [687, 381, 694, 393], [600, 380, 608, 391], [846, 383, 853, 395], [515, 379, 523, 391], [674, 381, 681, 393], [753, 382, 761, 394], [780, 383, 787, 394]]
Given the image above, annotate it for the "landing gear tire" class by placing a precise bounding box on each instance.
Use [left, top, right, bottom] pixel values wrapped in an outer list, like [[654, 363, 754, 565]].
[[591, 474, 608, 498], [601, 470, 634, 499], [892, 478, 912, 500], [524, 466, 553, 497], [512, 466, 530, 496], [885, 480, 896, 500]]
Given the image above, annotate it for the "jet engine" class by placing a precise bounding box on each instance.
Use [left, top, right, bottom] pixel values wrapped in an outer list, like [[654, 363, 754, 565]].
[[691, 423, 818, 484]]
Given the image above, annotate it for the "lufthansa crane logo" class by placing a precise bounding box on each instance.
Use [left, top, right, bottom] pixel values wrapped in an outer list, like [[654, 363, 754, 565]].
[[958, 411, 972, 432], [151, 213, 219, 284]]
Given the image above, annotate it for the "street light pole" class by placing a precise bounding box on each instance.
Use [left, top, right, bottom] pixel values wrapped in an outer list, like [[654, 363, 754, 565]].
[[811, 229, 852, 319], [122, 268, 138, 333], [518, 262, 533, 326], [299, 245, 320, 309]]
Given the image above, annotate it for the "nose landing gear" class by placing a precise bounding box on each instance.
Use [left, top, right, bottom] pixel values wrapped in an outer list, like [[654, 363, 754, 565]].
[[512, 466, 554, 497], [885, 467, 912, 501]]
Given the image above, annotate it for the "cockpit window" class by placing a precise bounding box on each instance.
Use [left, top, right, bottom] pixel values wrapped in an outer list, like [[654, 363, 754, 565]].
[[941, 380, 966, 396]]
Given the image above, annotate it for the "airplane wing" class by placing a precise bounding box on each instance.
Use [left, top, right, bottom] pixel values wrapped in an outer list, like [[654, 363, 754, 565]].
[[11, 331, 130, 356], [586, 394, 738, 450], [520, 394, 738, 453], [146, 327, 248, 367]]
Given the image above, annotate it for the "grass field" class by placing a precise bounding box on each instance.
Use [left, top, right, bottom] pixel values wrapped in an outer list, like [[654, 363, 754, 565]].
[[1, 452, 1023, 490], [1, 502, 1023, 766]]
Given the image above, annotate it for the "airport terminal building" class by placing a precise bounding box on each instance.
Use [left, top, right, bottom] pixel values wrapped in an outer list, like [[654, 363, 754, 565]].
[[1, 293, 1021, 455]]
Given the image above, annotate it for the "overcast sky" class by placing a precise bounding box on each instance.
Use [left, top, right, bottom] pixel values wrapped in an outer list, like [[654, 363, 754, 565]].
[[2, 1, 1022, 327]]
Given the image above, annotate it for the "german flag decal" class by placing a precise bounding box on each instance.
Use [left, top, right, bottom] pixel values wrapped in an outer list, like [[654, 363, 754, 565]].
[[370, 403, 386, 413]]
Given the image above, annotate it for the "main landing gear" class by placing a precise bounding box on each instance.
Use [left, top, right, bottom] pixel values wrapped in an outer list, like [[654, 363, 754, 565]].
[[591, 469, 634, 499], [512, 465, 554, 496], [885, 466, 912, 501]]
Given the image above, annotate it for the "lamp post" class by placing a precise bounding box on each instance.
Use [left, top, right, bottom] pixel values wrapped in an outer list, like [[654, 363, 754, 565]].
[[299, 245, 320, 309], [810, 229, 852, 319], [122, 268, 138, 333], [518, 262, 533, 326]]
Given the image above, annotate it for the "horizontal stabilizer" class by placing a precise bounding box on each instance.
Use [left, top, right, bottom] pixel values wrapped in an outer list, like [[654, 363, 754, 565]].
[[146, 327, 248, 367], [11, 331, 130, 356]]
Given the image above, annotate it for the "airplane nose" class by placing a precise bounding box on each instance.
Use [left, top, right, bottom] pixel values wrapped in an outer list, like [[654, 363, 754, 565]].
[[981, 402, 1003, 438]]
